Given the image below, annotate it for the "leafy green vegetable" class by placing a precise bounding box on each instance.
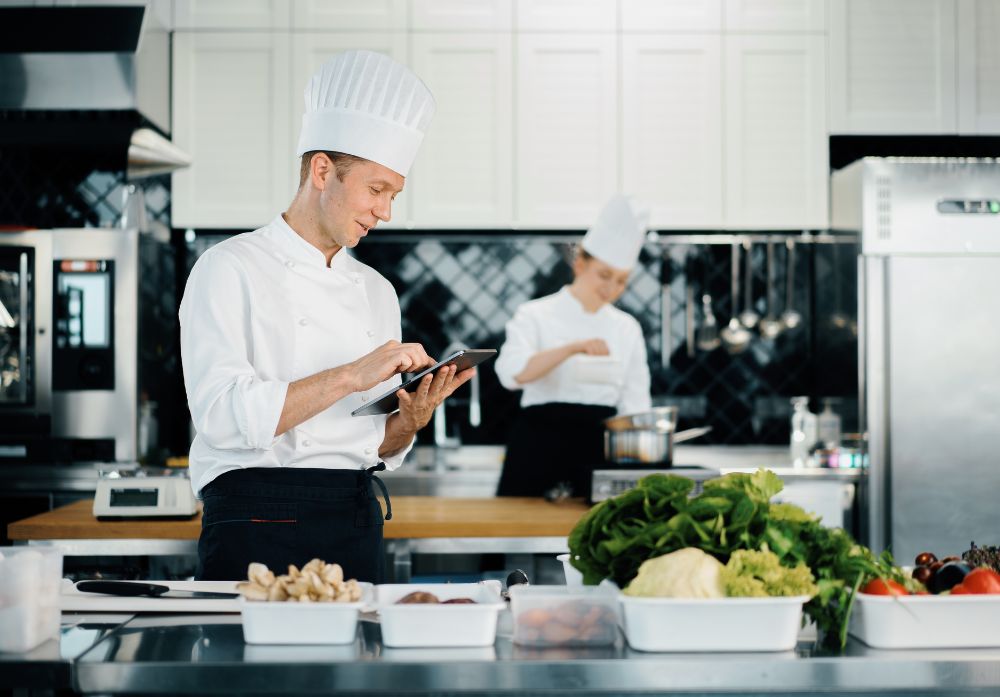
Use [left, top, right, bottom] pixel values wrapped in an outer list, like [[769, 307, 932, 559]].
[[568, 469, 899, 648], [722, 548, 818, 598]]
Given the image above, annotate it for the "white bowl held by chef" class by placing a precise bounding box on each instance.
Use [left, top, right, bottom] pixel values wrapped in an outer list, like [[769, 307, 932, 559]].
[[178, 51, 474, 583], [494, 195, 652, 499]]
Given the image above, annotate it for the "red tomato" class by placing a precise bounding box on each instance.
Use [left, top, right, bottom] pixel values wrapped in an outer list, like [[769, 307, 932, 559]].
[[960, 568, 1000, 594], [950, 584, 969, 594], [861, 578, 909, 596]]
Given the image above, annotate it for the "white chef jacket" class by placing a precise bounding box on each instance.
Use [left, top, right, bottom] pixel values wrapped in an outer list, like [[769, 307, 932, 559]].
[[494, 287, 652, 415], [179, 214, 413, 496]]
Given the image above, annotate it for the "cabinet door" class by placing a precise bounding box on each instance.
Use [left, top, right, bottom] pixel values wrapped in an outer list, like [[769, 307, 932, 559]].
[[724, 34, 827, 228], [515, 0, 616, 31], [829, 0, 957, 134], [289, 33, 409, 226], [621, 0, 722, 31], [290, 0, 406, 30], [172, 32, 292, 229], [958, 0, 1000, 133], [409, 34, 513, 227], [174, 0, 289, 29], [411, 0, 513, 31], [515, 34, 617, 227], [723, 0, 826, 32], [622, 34, 723, 228]]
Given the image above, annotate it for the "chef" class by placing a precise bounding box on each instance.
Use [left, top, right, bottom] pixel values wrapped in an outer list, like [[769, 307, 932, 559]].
[[494, 195, 652, 499], [179, 50, 473, 582]]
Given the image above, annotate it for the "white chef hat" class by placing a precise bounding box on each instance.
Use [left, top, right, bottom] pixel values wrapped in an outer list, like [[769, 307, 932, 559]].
[[580, 194, 650, 270], [296, 50, 436, 177]]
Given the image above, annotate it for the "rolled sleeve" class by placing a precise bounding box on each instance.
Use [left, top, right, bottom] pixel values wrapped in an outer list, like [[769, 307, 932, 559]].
[[380, 431, 414, 472], [180, 248, 288, 451], [494, 307, 539, 391]]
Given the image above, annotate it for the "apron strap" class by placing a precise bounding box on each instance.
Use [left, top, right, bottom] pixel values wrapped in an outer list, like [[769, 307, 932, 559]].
[[364, 462, 392, 521]]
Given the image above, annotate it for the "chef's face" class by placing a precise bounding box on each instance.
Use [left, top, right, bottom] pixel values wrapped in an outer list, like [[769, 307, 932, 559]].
[[314, 154, 405, 248], [572, 252, 631, 306]]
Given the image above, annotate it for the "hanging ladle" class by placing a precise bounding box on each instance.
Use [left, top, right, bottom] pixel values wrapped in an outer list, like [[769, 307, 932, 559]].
[[780, 238, 802, 331], [720, 242, 752, 354]]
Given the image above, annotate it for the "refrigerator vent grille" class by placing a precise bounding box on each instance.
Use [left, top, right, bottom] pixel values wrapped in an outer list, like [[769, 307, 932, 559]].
[[876, 176, 892, 240]]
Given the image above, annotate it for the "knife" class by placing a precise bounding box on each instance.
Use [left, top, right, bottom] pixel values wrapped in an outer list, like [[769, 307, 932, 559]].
[[76, 580, 238, 599]]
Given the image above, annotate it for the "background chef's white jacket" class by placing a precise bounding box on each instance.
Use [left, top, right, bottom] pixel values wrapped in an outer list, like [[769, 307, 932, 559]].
[[494, 287, 652, 415], [179, 215, 413, 495]]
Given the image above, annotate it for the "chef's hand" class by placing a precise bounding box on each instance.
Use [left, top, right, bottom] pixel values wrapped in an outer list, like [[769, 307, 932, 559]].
[[347, 340, 434, 392], [394, 364, 476, 433], [574, 338, 610, 356]]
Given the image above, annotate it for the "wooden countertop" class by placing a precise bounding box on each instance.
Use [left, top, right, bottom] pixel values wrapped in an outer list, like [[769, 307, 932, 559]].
[[7, 497, 591, 541]]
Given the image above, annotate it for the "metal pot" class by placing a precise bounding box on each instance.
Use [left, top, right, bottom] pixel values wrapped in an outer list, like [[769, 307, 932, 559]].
[[603, 407, 712, 466]]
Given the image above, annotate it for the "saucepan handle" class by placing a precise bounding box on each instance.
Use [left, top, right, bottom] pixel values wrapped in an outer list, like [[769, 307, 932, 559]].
[[671, 426, 713, 444]]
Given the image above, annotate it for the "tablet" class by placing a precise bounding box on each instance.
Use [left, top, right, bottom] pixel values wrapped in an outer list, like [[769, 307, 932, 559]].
[[350, 348, 497, 417]]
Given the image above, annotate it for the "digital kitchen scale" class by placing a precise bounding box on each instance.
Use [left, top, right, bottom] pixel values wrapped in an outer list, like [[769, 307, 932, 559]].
[[93, 471, 198, 519]]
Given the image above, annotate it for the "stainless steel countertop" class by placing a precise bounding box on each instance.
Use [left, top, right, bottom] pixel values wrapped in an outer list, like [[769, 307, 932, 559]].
[[32, 613, 997, 696]]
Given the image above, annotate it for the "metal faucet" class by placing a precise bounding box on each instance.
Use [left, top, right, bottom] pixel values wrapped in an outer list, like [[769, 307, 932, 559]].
[[433, 342, 481, 448]]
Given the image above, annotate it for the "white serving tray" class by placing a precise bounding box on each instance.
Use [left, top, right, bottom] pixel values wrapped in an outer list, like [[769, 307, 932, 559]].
[[374, 583, 505, 648], [850, 593, 1000, 649], [239, 584, 372, 646], [620, 595, 810, 652]]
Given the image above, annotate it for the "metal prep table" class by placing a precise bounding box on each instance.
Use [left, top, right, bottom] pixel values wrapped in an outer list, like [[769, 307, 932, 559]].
[[4, 612, 1000, 697]]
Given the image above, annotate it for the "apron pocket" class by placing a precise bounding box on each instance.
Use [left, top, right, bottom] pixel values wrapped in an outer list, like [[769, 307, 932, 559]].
[[200, 502, 299, 579]]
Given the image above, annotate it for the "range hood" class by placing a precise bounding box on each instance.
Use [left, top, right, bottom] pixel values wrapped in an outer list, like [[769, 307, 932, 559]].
[[0, 5, 190, 179]]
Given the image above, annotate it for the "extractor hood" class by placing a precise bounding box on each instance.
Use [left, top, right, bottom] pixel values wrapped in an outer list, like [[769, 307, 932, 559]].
[[0, 5, 190, 179]]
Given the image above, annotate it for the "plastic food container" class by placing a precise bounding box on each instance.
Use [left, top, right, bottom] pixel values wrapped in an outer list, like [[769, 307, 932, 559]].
[[850, 593, 1000, 649], [0, 548, 63, 653], [375, 583, 504, 648], [509, 585, 620, 647], [557, 554, 583, 586], [239, 582, 371, 645], [620, 595, 810, 652]]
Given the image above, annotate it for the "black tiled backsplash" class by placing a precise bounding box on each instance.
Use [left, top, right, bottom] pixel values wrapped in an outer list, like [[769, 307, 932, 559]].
[[186, 232, 859, 448]]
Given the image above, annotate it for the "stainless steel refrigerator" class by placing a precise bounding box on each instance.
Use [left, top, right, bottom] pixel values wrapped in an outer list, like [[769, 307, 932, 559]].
[[832, 157, 1000, 564]]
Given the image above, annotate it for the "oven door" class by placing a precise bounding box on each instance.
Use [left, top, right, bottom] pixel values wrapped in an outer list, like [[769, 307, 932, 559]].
[[0, 231, 53, 459], [0, 245, 32, 406]]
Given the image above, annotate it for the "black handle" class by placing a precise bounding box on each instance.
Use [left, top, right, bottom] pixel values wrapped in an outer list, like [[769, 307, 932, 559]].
[[76, 580, 169, 597]]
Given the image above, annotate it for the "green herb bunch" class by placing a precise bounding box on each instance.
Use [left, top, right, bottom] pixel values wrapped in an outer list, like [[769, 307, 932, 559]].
[[567, 469, 898, 648]]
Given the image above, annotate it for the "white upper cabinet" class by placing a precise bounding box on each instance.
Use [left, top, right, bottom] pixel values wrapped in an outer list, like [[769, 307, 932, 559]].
[[516, 34, 617, 227], [409, 34, 513, 227], [622, 34, 723, 228], [411, 0, 513, 30], [289, 32, 409, 226], [829, 0, 957, 134], [172, 32, 292, 230], [957, 0, 1000, 133], [290, 0, 406, 30], [723, 0, 826, 32], [620, 0, 722, 31], [515, 0, 617, 31], [173, 0, 289, 29], [724, 34, 827, 228]]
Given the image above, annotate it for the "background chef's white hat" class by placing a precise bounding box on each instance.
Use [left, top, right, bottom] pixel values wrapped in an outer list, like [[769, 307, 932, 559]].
[[580, 194, 650, 270], [296, 50, 435, 177]]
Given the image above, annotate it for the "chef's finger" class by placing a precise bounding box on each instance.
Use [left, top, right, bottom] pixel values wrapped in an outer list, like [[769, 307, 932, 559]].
[[417, 373, 433, 399], [432, 364, 457, 397], [442, 367, 475, 399]]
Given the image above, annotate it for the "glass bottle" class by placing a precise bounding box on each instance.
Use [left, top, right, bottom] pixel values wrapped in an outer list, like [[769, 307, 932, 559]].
[[790, 397, 817, 468], [818, 398, 842, 449]]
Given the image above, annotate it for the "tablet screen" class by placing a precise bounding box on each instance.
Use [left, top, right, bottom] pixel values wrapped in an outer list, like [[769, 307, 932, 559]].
[[350, 348, 496, 417]]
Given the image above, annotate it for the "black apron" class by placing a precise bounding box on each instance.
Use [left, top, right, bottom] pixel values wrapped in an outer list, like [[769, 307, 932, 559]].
[[196, 464, 392, 583], [496, 402, 615, 500]]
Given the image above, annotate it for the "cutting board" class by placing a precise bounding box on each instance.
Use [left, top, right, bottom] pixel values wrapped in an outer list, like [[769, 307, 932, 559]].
[[60, 578, 241, 613]]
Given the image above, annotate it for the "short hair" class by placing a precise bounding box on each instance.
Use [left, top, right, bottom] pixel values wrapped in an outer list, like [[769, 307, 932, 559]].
[[299, 151, 366, 188]]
